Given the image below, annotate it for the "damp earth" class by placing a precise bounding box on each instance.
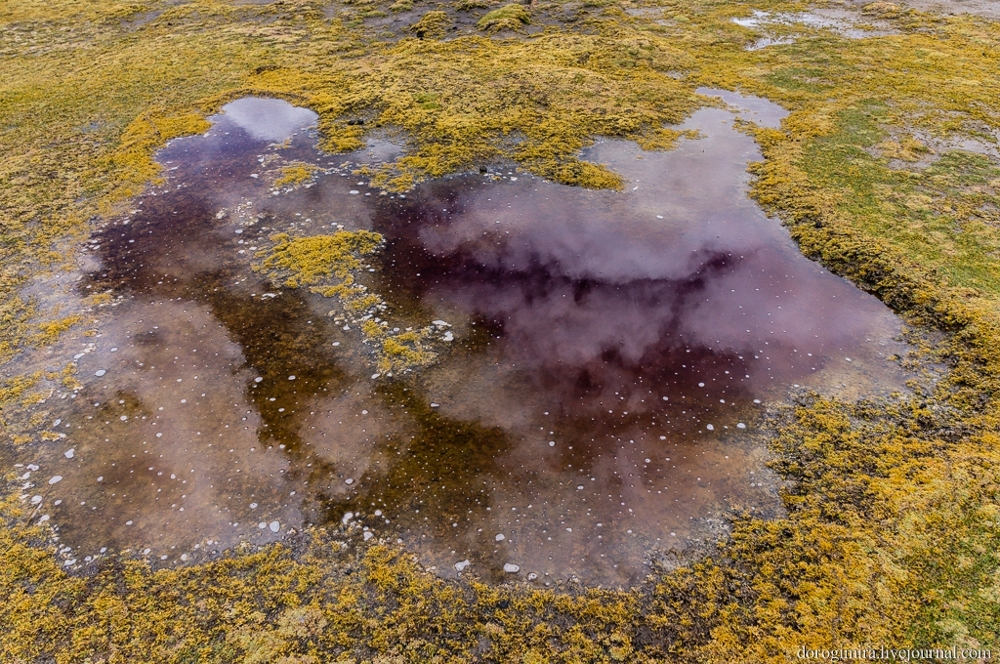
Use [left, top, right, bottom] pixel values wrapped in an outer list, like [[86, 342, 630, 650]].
[[28, 93, 909, 585]]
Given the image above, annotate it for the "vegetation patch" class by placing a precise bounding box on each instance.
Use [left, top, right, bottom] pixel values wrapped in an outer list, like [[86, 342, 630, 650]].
[[256, 232, 439, 374], [476, 3, 531, 33]]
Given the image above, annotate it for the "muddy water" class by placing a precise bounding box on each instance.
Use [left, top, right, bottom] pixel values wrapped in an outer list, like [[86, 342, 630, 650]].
[[30, 93, 909, 585]]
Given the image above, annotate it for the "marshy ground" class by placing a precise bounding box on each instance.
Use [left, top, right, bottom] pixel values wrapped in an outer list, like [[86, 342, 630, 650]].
[[2, 0, 1000, 661]]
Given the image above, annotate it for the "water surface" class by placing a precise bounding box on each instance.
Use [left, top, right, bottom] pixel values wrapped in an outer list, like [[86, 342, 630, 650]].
[[27, 93, 909, 585]]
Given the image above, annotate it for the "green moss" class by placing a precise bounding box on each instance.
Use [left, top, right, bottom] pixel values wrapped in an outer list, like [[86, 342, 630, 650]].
[[476, 3, 530, 33]]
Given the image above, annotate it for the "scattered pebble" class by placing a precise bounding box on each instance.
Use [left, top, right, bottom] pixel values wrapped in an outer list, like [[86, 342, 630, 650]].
[[269, 521, 280, 533], [495, 533, 505, 541], [64, 449, 75, 459], [737, 422, 746, 429], [345, 478, 354, 485], [30, 495, 42, 505], [503, 563, 520, 573], [706, 424, 715, 431], [455, 560, 470, 572], [95, 370, 106, 377], [363, 531, 374, 541], [48, 475, 62, 485]]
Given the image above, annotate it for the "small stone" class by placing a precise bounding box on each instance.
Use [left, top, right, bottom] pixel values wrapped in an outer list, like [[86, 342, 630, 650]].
[[48, 475, 62, 485], [342, 511, 354, 524], [64, 449, 75, 459], [258, 522, 267, 529], [363, 531, 374, 541], [706, 424, 715, 431], [495, 533, 505, 541], [527, 572, 538, 581], [288, 375, 296, 381], [455, 560, 471, 572], [503, 563, 520, 573], [95, 370, 107, 377], [349, 190, 360, 195], [430, 403, 440, 408], [345, 478, 354, 485], [737, 423, 746, 429], [30, 495, 42, 505], [269, 521, 280, 532]]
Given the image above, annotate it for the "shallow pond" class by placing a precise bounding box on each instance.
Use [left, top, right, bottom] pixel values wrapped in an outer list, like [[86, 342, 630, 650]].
[[27, 91, 909, 585]]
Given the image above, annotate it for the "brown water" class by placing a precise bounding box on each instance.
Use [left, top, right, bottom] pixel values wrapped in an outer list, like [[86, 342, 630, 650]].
[[21, 93, 909, 585]]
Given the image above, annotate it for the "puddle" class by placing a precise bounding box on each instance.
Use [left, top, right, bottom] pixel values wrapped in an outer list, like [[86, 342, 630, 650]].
[[22, 92, 910, 585], [733, 9, 898, 50]]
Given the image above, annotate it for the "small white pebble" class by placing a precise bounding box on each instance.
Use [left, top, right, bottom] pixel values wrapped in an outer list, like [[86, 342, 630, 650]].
[[269, 521, 280, 532], [48, 475, 62, 485]]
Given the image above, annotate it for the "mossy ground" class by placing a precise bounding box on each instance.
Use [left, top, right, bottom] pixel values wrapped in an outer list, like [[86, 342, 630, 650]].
[[3, 0, 1000, 660]]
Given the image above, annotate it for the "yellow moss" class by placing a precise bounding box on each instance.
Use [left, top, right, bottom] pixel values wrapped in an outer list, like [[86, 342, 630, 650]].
[[274, 162, 320, 188], [408, 11, 450, 39], [477, 3, 530, 33], [256, 232, 438, 373]]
